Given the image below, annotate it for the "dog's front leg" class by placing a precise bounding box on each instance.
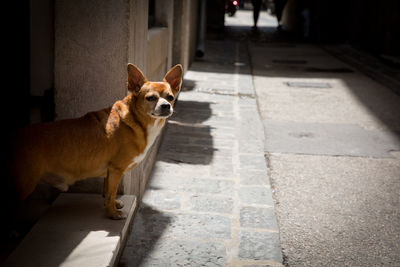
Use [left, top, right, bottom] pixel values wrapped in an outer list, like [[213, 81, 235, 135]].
[[104, 173, 124, 210], [104, 167, 126, 219]]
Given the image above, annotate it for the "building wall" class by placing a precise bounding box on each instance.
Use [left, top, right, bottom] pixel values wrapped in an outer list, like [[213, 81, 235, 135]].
[[206, 0, 225, 38], [54, 0, 129, 120], [128, 0, 149, 72], [279, 0, 400, 55], [173, 0, 199, 73], [30, 0, 54, 98], [347, 0, 400, 55], [147, 27, 170, 80], [189, 0, 200, 64]]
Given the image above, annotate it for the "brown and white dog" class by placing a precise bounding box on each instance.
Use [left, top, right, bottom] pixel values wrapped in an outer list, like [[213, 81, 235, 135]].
[[8, 64, 182, 219]]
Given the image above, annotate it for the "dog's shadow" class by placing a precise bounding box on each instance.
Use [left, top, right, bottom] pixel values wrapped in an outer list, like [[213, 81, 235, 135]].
[[118, 204, 172, 267], [157, 99, 215, 165]]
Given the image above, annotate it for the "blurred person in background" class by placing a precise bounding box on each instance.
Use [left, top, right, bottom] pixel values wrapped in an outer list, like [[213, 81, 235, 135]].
[[274, 0, 288, 30], [251, 0, 262, 30]]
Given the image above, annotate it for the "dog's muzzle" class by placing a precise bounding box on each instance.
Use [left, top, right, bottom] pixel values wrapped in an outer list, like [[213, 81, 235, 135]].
[[152, 102, 172, 118]]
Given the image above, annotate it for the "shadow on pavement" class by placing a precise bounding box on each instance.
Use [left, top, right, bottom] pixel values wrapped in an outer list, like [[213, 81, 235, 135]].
[[119, 204, 172, 267], [157, 99, 215, 165]]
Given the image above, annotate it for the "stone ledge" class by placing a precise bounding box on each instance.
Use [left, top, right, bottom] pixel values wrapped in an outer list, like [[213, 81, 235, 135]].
[[5, 193, 136, 267]]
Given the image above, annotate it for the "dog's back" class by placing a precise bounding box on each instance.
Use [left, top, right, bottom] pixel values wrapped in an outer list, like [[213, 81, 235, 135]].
[[8, 108, 118, 200]]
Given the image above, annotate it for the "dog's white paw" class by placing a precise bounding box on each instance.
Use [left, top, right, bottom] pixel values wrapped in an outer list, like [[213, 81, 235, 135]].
[[115, 199, 124, 209], [107, 209, 126, 220]]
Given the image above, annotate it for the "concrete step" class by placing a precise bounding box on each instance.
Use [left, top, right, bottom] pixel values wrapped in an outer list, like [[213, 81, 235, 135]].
[[5, 193, 136, 267]]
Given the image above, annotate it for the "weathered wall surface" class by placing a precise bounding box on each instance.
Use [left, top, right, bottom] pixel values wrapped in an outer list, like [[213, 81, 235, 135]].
[[55, 0, 129, 120], [147, 27, 170, 81], [173, 0, 199, 72]]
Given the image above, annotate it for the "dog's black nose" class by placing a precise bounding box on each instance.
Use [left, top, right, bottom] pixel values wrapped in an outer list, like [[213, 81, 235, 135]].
[[161, 103, 171, 110]]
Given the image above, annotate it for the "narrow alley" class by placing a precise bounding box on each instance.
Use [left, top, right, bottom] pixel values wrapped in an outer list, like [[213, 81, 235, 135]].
[[120, 9, 400, 267], [3, 1, 399, 267]]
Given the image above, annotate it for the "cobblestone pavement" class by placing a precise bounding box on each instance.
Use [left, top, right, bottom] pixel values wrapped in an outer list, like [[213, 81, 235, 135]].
[[119, 39, 283, 266]]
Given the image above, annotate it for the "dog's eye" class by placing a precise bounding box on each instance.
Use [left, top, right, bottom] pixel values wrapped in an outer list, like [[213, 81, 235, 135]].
[[167, 95, 174, 101], [146, 95, 157, 101]]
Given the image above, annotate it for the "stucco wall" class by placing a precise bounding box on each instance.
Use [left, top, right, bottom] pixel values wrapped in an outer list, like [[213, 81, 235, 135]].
[[147, 27, 170, 81], [55, 0, 129, 120], [172, 0, 199, 72]]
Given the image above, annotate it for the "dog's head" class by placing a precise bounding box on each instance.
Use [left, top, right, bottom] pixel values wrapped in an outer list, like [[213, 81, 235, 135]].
[[127, 64, 182, 119]]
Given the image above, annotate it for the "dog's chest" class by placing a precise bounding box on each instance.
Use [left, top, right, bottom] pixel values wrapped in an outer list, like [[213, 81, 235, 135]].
[[128, 120, 164, 168]]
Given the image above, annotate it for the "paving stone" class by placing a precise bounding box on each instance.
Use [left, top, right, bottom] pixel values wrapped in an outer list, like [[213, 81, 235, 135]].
[[239, 231, 283, 262], [141, 190, 181, 210], [238, 76, 255, 96], [148, 176, 235, 195], [212, 110, 235, 117], [211, 164, 236, 177], [181, 92, 236, 104], [240, 108, 262, 118], [157, 151, 213, 165], [172, 111, 212, 124], [239, 139, 265, 154], [239, 186, 274, 206], [240, 123, 264, 135], [193, 137, 235, 148], [240, 154, 268, 172], [162, 134, 192, 145], [206, 115, 237, 123], [240, 170, 270, 186], [202, 119, 236, 129], [210, 103, 235, 111], [159, 143, 233, 158], [173, 104, 213, 114], [240, 206, 279, 230], [150, 161, 210, 178], [239, 117, 265, 134], [165, 123, 213, 138], [239, 97, 258, 107], [211, 155, 234, 165], [237, 104, 260, 114], [120, 239, 227, 267], [189, 195, 234, 214], [238, 125, 265, 140], [264, 120, 400, 158], [238, 129, 262, 140], [159, 143, 219, 156], [166, 126, 233, 139], [173, 113, 236, 128], [132, 208, 231, 240], [213, 149, 234, 158]]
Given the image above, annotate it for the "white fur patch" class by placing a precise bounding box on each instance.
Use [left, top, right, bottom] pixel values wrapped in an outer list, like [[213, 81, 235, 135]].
[[127, 119, 164, 169]]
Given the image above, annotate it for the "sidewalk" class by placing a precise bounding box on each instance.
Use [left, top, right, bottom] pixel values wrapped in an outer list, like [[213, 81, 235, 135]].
[[251, 41, 400, 266], [119, 41, 283, 266]]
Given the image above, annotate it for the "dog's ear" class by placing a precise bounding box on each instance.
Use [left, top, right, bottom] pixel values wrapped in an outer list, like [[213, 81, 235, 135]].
[[127, 63, 147, 93], [164, 64, 183, 93]]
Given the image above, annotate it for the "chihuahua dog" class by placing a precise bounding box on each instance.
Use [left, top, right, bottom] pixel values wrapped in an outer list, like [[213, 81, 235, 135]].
[[8, 64, 182, 219]]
